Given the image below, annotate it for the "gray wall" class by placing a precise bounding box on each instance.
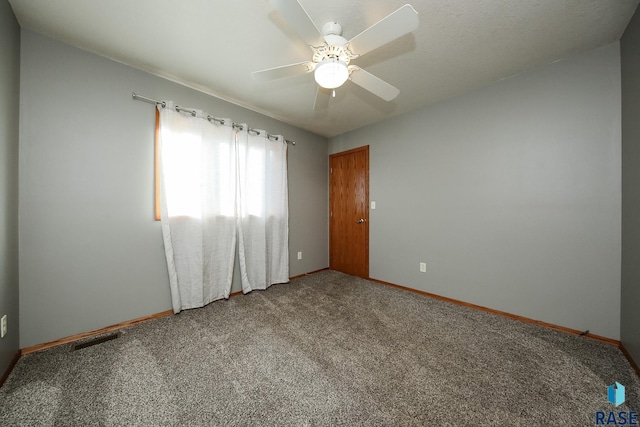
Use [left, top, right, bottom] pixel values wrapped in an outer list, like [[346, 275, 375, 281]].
[[19, 30, 328, 348], [0, 1, 20, 375], [621, 9, 640, 363], [330, 43, 622, 339]]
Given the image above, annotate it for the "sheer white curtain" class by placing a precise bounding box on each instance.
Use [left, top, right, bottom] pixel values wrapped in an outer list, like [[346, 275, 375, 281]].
[[158, 103, 236, 313], [236, 128, 289, 293]]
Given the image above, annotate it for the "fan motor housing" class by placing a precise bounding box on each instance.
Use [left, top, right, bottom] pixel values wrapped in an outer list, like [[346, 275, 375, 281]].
[[313, 43, 352, 64], [314, 23, 356, 66]]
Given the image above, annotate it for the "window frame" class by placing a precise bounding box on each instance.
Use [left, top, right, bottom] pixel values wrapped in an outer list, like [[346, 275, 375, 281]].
[[155, 108, 161, 221]]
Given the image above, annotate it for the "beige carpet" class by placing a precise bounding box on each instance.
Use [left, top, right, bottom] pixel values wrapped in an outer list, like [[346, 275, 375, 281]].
[[1, 270, 638, 426]]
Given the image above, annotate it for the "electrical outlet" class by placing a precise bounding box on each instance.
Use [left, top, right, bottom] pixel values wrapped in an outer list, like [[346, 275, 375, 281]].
[[297, 251, 303, 260], [419, 262, 427, 273], [1, 315, 6, 338]]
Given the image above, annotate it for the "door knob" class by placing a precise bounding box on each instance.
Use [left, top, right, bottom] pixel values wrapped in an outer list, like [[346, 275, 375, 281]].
[[357, 218, 367, 223]]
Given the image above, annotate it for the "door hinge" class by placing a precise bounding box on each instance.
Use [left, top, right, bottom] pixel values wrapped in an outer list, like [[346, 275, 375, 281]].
[[330, 167, 333, 173], [330, 211, 333, 217]]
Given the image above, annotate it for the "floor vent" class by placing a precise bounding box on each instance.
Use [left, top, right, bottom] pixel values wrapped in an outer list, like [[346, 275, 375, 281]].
[[73, 332, 121, 351]]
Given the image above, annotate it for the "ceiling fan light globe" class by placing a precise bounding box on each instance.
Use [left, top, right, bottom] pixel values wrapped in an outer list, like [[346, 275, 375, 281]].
[[314, 59, 349, 89]]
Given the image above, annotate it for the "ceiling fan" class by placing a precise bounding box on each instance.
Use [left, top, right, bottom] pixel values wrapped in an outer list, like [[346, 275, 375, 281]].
[[252, 1, 419, 106]]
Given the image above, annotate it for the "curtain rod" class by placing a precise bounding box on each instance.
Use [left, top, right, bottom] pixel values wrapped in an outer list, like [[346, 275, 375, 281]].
[[132, 92, 295, 145]]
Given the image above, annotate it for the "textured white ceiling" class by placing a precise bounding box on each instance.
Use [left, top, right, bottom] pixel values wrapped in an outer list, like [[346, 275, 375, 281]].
[[8, 0, 639, 137]]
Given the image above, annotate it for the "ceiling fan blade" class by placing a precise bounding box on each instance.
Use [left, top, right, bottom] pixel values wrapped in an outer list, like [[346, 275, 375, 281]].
[[349, 66, 400, 101], [252, 61, 314, 81], [270, 0, 323, 47], [348, 4, 419, 56], [313, 86, 330, 111]]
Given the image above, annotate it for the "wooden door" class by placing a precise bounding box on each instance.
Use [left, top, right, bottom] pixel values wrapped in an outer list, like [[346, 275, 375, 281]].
[[329, 146, 369, 278]]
